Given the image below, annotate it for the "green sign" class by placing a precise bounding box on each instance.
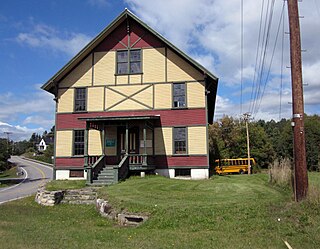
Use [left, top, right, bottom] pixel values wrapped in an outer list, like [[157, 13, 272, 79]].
[[106, 139, 116, 147]]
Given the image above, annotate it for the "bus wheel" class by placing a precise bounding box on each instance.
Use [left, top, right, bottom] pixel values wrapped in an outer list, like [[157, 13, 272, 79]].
[[239, 170, 244, 175]]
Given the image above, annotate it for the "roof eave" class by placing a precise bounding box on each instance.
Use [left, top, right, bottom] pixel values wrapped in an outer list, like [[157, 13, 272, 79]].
[[41, 9, 129, 92]]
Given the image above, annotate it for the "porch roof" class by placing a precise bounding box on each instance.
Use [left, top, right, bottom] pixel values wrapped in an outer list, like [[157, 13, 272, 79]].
[[78, 115, 160, 122]]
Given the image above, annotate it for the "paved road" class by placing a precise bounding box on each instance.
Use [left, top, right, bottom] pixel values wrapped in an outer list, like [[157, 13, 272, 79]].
[[0, 156, 53, 204]]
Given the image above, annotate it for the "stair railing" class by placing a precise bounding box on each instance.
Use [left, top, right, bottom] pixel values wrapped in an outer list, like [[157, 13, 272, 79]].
[[113, 154, 129, 184], [87, 155, 105, 184]]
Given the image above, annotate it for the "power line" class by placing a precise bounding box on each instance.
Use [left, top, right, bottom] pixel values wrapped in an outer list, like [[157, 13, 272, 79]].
[[240, 0, 244, 115], [279, 1, 286, 120], [255, 1, 285, 115], [249, 0, 265, 114], [250, 0, 272, 115]]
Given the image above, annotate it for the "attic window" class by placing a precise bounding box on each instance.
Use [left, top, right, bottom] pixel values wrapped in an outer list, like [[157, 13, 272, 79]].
[[173, 83, 186, 108], [74, 88, 86, 112], [117, 49, 141, 74]]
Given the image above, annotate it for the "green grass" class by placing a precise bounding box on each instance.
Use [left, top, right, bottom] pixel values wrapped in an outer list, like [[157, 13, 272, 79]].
[[0, 167, 23, 188], [309, 171, 320, 188], [0, 166, 18, 179], [23, 152, 53, 164], [1, 174, 320, 248], [45, 180, 86, 191]]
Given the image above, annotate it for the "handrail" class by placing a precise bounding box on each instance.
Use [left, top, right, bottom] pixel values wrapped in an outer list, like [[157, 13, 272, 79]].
[[118, 154, 128, 169], [92, 155, 105, 170], [86, 155, 105, 184], [114, 154, 129, 183]]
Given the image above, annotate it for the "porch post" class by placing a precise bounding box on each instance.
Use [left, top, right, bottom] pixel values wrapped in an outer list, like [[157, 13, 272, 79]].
[[84, 122, 91, 183], [143, 121, 147, 165], [101, 123, 105, 156], [125, 122, 129, 155], [152, 126, 155, 156]]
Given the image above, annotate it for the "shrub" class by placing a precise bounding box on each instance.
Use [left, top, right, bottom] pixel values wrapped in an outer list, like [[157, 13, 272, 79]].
[[269, 158, 292, 189]]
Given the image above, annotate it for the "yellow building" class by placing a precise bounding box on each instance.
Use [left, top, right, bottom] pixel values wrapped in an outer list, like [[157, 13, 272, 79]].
[[42, 9, 218, 184]]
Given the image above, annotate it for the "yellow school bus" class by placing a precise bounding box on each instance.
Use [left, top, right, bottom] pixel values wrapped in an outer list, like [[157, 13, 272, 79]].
[[214, 158, 256, 175]]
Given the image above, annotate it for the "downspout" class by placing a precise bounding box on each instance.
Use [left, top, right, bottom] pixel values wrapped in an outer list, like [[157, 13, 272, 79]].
[[204, 74, 210, 178], [53, 81, 58, 180]]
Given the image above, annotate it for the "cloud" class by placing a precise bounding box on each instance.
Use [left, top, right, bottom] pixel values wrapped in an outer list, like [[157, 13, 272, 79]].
[[16, 23, 92, 57], [0, 88, 54, 121], [0, 121, 44, 141], [0, 85, 55, 140], [126, 0, 320, 120], [23, 115, 54, 127]]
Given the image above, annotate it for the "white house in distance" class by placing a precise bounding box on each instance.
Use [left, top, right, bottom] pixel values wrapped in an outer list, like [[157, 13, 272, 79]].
[[37, 137, 54, 152]]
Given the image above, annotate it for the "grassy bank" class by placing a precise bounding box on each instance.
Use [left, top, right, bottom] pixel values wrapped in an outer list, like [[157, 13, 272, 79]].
[[46, 180, 86, 191], [1, 174, 320, 248], [0, 166, 18, 179], [0, 167, 19, 188], [23, 152, 53, 164]]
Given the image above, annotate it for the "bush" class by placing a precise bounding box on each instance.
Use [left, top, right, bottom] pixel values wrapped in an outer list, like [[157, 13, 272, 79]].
[[269, 158, 292, 189]]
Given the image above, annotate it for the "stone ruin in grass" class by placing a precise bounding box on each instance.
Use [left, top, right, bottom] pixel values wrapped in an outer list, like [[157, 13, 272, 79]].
[[96, 198, 149, 227], [35, 185, 148, 227]]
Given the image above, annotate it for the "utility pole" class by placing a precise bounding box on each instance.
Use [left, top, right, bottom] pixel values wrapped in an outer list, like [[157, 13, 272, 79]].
[[4, 132, 12, 155], [243, 113, 251, 175], [287, 0, 308, 201]]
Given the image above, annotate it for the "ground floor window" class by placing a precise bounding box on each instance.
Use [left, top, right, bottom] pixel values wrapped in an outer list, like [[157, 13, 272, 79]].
[[69, 169, 84, 178], [173, 127, 187, 154], [175, 168, 191, 177], [74, 130, 84, 155]]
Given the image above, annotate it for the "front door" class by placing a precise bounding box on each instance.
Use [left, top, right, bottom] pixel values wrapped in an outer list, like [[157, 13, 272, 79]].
[[117, 126, 139, 158]]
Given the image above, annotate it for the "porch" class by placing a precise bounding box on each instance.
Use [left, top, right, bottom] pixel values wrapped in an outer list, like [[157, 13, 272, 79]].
[[79, 115, 160, 185]]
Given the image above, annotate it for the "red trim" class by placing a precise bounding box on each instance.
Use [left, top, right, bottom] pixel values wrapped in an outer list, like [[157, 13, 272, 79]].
[[94, 18, 164, 52], [55, 155, 208, 169], [56, 109, 206, 130], [130, 21, 164, 48], [154, 155, 208, 169], [55, 157, 84, 168]]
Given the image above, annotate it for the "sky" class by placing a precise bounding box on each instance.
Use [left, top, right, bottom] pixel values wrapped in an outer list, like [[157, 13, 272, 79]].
[[1, 0, 320, 141]]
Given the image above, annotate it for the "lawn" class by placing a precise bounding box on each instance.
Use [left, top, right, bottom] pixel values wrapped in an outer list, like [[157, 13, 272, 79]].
[[1, 173, 320, 248], [0, 167, 20, 188], [0, 166, 18, 179]]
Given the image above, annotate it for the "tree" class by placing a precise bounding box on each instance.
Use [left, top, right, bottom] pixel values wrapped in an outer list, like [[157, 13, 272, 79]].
[[304, 114, 320, 170], [249, 122, 275, 168], [209, 116, 275, 168], [0, 138, 10, 171]]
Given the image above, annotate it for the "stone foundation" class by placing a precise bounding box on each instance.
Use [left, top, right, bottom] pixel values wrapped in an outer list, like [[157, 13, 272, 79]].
[[35, 187, 97, 206], [35, 186, 65, 206], [96, 198, 148, 227], [35, 187, 148, 226]]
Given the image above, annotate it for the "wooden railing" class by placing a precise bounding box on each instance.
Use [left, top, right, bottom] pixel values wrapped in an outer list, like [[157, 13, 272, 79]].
[[114, 155, 129, 183], [88, 155, 100, 166], [86, 155, 105, 184], [128, 154, 147, 165]]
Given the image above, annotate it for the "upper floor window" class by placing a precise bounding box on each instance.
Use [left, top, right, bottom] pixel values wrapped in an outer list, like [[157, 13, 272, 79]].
[[173, 127, 187, 154], [117, 49, 142, 74], [74, 130, 84, 156], [74, 88, 86, 112], [173, 83, 186, 108]]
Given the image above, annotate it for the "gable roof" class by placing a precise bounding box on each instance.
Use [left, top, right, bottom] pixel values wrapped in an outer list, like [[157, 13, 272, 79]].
[[41, 9, 218, 94]]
